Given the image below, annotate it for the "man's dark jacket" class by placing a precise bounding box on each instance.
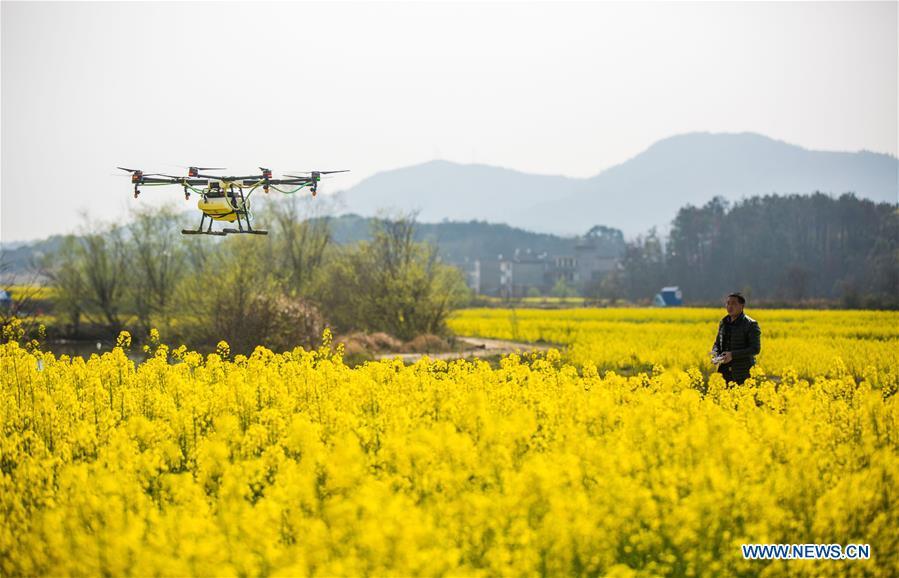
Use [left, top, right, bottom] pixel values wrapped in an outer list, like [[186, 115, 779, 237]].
[[712, 312, 761, 383]]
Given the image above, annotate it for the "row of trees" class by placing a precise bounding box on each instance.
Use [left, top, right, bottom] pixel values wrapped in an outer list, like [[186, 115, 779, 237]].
[[40, 198, 469, 352], [591, 193, 898, 307]]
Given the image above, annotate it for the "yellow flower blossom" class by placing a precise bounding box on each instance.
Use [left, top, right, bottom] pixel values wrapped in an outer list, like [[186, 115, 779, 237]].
[[0, 315, 896, 576]]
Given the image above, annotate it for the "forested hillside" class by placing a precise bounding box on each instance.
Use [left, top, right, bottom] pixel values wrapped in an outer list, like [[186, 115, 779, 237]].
[[610, 193, 898, 307]]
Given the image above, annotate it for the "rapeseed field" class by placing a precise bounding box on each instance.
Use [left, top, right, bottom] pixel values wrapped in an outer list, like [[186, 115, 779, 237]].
[[449, 308, 899, 388], [2, 311, 897, 577]]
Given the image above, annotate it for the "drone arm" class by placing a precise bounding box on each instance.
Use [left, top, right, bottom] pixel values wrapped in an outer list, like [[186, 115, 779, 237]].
[[268, 184, 310, 194], [260, 179, 315, 186], [131, 178, 209, 200], [136, 177, 208, 186], [183, 182, 209, 195]]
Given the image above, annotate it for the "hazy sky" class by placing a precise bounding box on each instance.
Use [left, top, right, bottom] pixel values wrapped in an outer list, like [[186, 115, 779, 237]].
[[2, 1, 897, 242]]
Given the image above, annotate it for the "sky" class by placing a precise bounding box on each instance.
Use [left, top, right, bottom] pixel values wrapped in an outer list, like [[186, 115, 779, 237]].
[[2, 1, 897, 243]]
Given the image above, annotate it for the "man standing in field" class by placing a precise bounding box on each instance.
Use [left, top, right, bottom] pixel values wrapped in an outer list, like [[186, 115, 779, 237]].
[[711, 292, 761, 385]]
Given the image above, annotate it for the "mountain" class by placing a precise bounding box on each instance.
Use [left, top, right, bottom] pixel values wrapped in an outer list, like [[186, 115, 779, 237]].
[[0, 235, 66, 282], [339, 132, 899, 236], [336, 159, 580, 223]]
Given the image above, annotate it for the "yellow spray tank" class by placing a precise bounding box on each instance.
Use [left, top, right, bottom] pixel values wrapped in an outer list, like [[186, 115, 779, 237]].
[[197, 180, 246, 222]]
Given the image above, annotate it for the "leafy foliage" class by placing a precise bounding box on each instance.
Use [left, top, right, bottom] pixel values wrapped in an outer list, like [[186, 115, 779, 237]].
[[662, 193, 899, 306], [34, 207, 469, 349], [311, 215, 470, 341]]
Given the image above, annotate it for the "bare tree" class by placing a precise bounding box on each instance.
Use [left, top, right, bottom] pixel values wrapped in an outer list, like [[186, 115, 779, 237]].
[[84, 227, 129, 332], [38, 237, 86, 337], [49, 219, 132, 336], [125, 206, 190, 334], [262, 195, 334, 294]]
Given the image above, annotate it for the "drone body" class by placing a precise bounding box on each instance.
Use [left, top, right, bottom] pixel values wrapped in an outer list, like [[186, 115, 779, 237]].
[[118, 166, 348, 236]]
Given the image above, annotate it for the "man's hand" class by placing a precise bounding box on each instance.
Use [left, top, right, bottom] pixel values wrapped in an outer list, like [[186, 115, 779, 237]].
[[721, 351, 733, 364]]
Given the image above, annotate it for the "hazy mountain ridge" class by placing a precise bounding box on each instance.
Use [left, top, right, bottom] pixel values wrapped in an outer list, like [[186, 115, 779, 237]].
[[336, 159, 580, 223], [340, 132, 899, 236], [0, 235, 67, 281]]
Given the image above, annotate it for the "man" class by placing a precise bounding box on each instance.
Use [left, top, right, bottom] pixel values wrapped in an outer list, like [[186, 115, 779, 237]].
[[711, 292, 761, 385]]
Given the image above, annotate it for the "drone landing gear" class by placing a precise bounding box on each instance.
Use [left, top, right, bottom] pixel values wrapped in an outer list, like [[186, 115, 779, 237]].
[[181, 211, 268, 236], [222, 229, 268, 235], [222, 207, 267, 235], [181, 229, 226, 236], [182, 214, 227, 236]]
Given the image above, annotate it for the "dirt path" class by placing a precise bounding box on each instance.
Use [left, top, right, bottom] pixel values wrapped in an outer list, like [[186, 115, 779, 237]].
[[375, 336, 557, 363]]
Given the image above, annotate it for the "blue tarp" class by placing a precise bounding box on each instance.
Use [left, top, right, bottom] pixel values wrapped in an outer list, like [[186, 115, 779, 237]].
[[654, 286, 683, 306]]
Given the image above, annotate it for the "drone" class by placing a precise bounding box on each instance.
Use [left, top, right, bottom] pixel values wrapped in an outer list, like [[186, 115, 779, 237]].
[[117, 166, 348, 236]]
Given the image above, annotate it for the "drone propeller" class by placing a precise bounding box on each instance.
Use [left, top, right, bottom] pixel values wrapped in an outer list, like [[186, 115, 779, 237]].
[[285, 170, 350, 183], [168, 164, 226, 169], [112, 173, 168, 178], [282, 170, 349, 196], [187, 166, 227, 177], [286, 170, 350, 176], [114, 167, 170, 177], [116, 167, 173, 185], [284, 175, 339, 183]]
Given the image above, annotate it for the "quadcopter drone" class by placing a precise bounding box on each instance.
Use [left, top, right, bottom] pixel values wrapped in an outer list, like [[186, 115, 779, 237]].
[[118, 166, 348, 236]]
